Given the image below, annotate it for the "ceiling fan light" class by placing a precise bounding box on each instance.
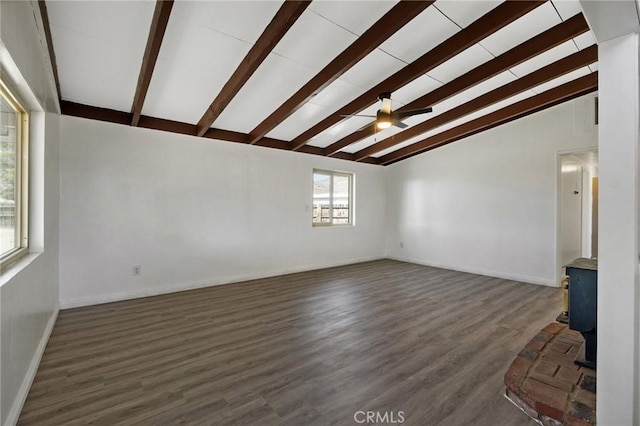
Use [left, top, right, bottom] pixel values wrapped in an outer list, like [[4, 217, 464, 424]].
[[377, 119, 392, 129]]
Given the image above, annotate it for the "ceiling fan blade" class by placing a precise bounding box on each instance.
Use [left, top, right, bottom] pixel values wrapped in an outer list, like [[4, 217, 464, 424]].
[[395, 107, 433, 119], [340, 114, 377, 118], [356, 121, 376, 132], [392, 119, 408, 129]]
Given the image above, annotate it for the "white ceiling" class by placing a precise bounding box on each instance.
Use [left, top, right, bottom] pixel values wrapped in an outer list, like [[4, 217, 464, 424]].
[[47, 0, 598, 162], [48, 0, 155, 112]]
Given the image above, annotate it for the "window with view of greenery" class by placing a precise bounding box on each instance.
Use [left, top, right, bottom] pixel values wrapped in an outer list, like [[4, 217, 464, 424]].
[[0, 80, 28, 265], [312, 170, 353, 226]]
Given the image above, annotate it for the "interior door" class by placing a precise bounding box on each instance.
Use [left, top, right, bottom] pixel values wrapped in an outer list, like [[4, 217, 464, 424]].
[[561, 165, 583, 266]]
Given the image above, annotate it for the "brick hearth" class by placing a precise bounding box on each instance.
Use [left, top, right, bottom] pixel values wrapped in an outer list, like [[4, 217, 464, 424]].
[[504, 323, 596, 425]]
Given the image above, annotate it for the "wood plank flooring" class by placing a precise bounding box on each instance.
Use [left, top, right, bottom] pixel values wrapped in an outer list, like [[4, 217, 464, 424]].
[[18, 260, 561, 425]]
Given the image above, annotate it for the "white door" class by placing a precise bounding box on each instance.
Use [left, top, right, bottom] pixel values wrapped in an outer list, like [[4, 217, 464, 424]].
[[560, 162, 583, 266]]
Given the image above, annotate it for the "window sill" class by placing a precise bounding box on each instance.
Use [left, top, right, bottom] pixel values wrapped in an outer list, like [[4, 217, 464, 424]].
[[0, 252, 42, 287]]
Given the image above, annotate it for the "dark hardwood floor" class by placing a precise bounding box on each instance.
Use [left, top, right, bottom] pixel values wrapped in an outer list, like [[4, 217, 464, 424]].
[[18, 260, 560, 425]]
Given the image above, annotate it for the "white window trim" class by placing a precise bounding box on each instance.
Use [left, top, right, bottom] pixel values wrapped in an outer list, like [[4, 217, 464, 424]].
[[312, 169, 354, 227], [0, 79, 29, 269]]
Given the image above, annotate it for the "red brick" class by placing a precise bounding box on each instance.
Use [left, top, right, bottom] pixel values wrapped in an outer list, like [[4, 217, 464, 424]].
[[536, 330, 553, 342], [566, 414, 595, 426], [506, 388, 539, 420], [505, 356, 532, 392], [526, 338, 546, 352], [533, 360, 559, 377], [549, 341, 572, 354], [566, 401, 596, 426], [573, 389, 596, 408], [580, 368, 596, 380], [518, 347, 539, 361], [555, 334, 583, 346], [542, 353, 580, 370], [505, 323, 598, 426], [520, 378, 569, 421], [556, 367, 582, 386], [563, 329, 583, 339], [566, 345, 579, 357], [537, 331, 554, 343], [530, 371, 574, 393], [543, 322, 566, 335], [540, 414, 563, 426], [527, 333, 552, 352], [578, 374, 596, 393]]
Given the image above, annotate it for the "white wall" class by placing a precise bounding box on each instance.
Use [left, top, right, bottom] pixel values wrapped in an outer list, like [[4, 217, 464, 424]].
[[58, 116, 386, 307], [0, 115, 59, 426], [385, 93, 598, 286], [0, 2, 60, 425], [577, 2, 640, 422], [594, 33, 639, 426]]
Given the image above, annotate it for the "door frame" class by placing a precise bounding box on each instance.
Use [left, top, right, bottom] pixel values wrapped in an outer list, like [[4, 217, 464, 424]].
[[555, 146, 598, 286]]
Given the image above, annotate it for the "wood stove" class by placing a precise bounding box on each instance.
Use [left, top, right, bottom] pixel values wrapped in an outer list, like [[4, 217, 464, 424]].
[[565, 257, 598, 369]]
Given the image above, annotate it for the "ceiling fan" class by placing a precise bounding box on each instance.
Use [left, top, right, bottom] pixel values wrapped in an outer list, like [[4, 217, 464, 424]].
[[343, 92, 433, 130]]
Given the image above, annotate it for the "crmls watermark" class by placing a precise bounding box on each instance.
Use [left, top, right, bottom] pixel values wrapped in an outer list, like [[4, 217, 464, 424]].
[[353, 411, 406, 424]]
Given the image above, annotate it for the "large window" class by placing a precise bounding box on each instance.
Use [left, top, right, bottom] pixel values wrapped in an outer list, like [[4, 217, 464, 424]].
[[312, 170, 353, 226], [0, 80, 29, 265]]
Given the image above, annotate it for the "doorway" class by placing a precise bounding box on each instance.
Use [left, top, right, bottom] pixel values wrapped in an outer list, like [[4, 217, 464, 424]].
[[557, 150, 599, 283]]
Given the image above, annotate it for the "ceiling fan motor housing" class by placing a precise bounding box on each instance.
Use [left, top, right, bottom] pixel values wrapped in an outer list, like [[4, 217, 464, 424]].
[[376, 109, 393, 129], [374, 91, 432, 130]]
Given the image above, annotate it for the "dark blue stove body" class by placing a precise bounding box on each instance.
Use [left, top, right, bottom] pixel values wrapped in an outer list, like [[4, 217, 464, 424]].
[[565, 257, 598, 370]]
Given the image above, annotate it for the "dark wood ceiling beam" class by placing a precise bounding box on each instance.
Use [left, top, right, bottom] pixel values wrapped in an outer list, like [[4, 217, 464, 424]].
[[357, 156, 381, 165], [378, 72, 598, 165], [246, 0, 435, 145], [38, 1, 62, 102], [354, 45, 597, 160], [138, 115, 198, 135], [61, 101, 132, 125], [204, 128, 250, 144], [384, 91, 587, 165], [325, 12, 590, 156], [288, 0, 546, 151], [59, 101, 367, 162], [131, 0, 174, 126], [61, 100, 381, 163], [195, 1, 311, 137]]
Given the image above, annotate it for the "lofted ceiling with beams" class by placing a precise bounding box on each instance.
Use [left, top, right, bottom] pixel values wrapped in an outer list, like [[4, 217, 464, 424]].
[[43, 0, 598, 165]]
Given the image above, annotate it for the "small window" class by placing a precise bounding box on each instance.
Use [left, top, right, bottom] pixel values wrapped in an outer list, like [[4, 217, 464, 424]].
[[312, 170, 353, 226], [0, 79, 29, 266]]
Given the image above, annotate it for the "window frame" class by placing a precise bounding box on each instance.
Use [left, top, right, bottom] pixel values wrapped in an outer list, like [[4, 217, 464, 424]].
[[312, 169, 354, 227], [0, 79, 29, 268]]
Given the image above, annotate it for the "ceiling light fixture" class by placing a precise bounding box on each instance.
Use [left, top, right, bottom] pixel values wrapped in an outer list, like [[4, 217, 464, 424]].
[[377, 93, 393, 130], [340, 91, 433, 130], [376, 113, 392, 129]]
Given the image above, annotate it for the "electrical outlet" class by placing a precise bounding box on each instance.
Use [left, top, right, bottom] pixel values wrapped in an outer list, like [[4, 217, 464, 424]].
[[133, 265, 141, 276], [400, 242, 404, 249]]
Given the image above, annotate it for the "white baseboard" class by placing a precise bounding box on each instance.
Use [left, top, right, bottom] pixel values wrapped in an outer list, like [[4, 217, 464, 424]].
[[388, 255, 558, 287], [59, 255, 557, 310], [59, 256, 385, 309], [4, 307, 59, 426]]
